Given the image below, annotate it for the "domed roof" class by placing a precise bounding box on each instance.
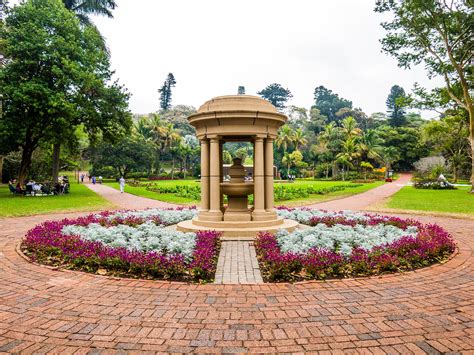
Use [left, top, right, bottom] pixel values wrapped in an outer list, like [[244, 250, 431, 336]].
[[197, 95, 279, 114]]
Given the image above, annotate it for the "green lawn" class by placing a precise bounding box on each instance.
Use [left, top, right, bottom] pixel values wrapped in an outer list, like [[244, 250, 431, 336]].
[[0, 179, 113, 217], [385, 186, 474, 215], [105, 179, 385, 206]]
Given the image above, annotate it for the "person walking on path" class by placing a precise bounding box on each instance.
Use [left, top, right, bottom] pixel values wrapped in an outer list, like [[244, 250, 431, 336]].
[[80, 174, 84, 183], [119, 176, 125, 193], [92, 176, 96, 185]]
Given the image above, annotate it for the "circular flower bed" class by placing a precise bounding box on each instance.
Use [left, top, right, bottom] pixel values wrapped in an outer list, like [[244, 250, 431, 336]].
[[255, 207, 456, 282], [21, 207, 221, 282]]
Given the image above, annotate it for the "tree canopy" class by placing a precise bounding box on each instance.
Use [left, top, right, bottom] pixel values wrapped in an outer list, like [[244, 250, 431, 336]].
[[313, 85, 352, 123], [257, 83, 293, 110], [0, 0, 130, 183], [158, 73, 176, 111], [375, 0, 474, 189]]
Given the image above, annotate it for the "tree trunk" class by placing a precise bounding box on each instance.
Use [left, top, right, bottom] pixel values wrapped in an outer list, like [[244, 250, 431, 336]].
[[52, 143, 61, 184], [468, 102, 474, 192], [470, 136, 474, 192], [0, 155, 4, 183], [325, 165, 329, 179], [18, 144, 34, 185], [171, 158, 175, 179], [453, 165, 458, 183]]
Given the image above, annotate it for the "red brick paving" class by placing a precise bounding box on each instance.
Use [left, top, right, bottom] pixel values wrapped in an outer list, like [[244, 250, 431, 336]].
[[307, 173, 412, 211], [0, 176, 473, 352]]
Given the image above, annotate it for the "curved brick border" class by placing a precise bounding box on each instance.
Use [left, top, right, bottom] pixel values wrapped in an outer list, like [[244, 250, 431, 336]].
[[0, 211, 473, 352]]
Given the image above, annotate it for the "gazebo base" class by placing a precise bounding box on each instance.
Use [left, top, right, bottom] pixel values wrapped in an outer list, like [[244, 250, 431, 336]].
[[176, 217, 299, 238]]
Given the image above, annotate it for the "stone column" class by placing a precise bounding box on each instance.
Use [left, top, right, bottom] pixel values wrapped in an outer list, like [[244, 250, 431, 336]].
[[208, 136, 223, 220], [264, 137, 276, 214], [199, 138, 210, 213], [252, 136, 266, 220], [219, 141, 224, 212]]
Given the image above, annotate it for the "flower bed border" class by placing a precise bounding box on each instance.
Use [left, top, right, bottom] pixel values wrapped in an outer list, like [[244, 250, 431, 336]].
[[256, 208, 457, 282], [20, 209, 221, 283]]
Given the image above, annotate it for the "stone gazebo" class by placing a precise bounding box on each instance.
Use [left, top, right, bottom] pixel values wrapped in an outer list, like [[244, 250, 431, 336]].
[[177, 95, 298, 237]]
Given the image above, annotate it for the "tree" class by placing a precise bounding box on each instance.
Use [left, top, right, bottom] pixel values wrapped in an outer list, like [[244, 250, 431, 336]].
[[422, 110, 470, 182], [237, 86, 245, 95], [0, 0, 130, 184], [313, 85, 352, 123], [292, 128, 308, 151], [275, 125, 295, 155], [305, 107, 327, 135], [158, 73, 176, 111], [62, 0, 116, 26], [386, 85, 407, 127], [379, 146, 400, 173], [257, 83, 292, 110], [282, 150, 305, 178], [91, 136, 154, 178], [375, 0, 473, 191]]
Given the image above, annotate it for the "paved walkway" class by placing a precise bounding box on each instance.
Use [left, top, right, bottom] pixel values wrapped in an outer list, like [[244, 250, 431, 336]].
[[307, 173, 412, 211], [0, 175, 473, 352], [214, 241, 263, 284], [85, 182, 177, 210]]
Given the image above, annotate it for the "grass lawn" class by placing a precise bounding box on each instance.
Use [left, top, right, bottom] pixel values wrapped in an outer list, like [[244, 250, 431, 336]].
[[385, 186, 474, 215], [0, 179, 113, 217], [104, 179, 385, 206]]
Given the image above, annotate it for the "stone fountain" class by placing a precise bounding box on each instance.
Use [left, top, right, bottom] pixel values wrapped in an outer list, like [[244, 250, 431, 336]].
[[220, 158, 254, 221], [176, 95, 299, 238]]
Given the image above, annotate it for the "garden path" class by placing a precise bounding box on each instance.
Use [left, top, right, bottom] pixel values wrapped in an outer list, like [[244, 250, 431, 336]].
[[85, 182, 177, 210], [0, 212, 472, 352], [306, 173, 412, 211], [1, 174, 472, 352]]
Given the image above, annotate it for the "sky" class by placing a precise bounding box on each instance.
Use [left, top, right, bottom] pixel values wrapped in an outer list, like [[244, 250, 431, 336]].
[[14, 0, 444, 118]]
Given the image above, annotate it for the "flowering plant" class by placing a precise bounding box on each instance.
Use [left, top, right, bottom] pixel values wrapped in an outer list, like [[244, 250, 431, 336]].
[[256, 208, 455, 281], [22, 207, 220, 282]]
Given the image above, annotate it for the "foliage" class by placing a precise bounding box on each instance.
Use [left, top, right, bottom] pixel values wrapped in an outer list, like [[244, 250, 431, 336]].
[[413, 156, 447, 178], [91, 136, 155, 178], [256, 208, 455, 281], [0, 0, 131, 183], [313, 85, 352, 123], [413, 179, 456, 190], [375, 0, 473, 190], [158, 73, 177, 111], [63, 0, 116, 26], [22, 208, 221, 282], [386, 85, 407, 127], [257, 83, 293, 110]]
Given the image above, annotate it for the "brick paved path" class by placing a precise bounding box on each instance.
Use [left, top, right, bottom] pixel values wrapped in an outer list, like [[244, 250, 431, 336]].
[[214, 241, 263, 284], [0, 175, 473, 352], [86, 183, 177, 210], [307, 173, 412, 211]]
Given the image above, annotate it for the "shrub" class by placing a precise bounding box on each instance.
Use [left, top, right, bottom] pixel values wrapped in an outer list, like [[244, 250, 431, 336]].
[[413, 178, 456, 190]]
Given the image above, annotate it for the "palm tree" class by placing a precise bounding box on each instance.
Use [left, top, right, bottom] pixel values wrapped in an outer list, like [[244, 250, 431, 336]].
[[360, 129, 382, 162], [63, 0, 117, 26], [275, 125, 295, 155], [341, 116, 362, 139], [379, 146, 400, 175], [292, 127, 308, 150], [336, 137, 361, 181]]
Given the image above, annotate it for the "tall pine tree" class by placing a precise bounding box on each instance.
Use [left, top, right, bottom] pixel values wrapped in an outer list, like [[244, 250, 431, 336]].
[[257, 83, 292, 110], [158, 73, 176, 111], [386, 85, 406, 127]]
